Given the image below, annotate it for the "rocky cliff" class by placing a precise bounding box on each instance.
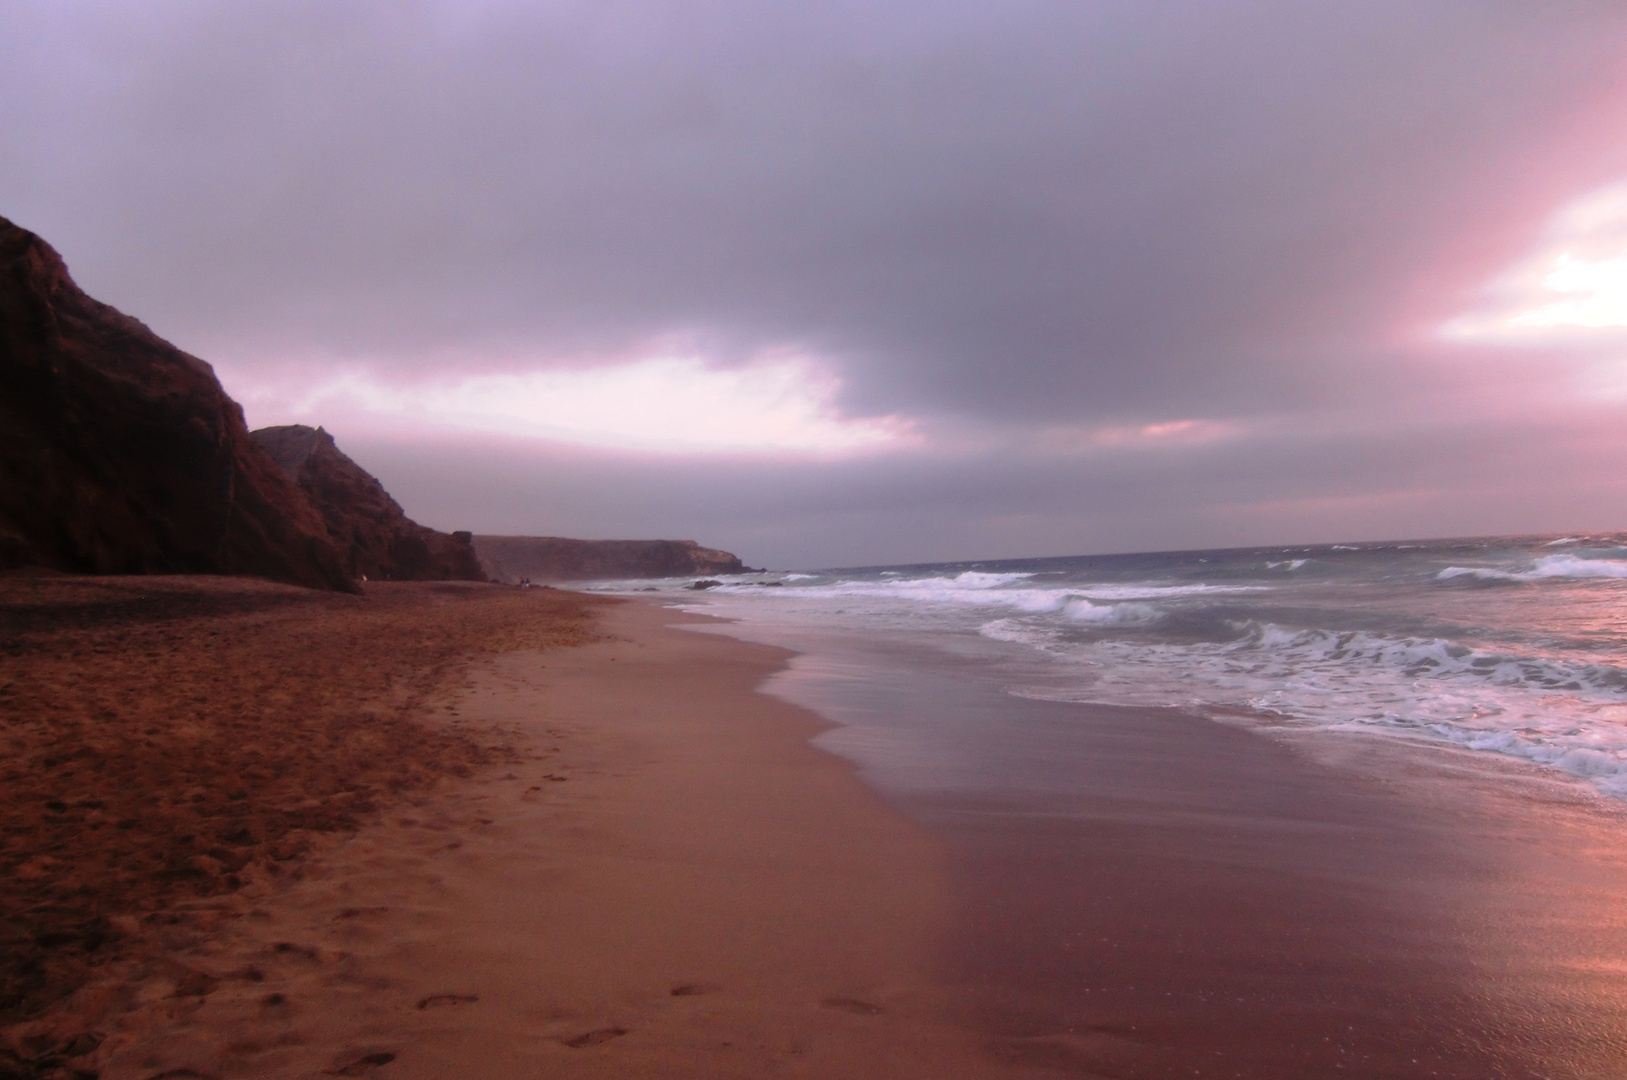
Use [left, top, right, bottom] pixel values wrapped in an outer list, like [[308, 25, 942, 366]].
[[473, 535, 749, 583], [251, 425, 485, 582], [0, 216, 355, 591]]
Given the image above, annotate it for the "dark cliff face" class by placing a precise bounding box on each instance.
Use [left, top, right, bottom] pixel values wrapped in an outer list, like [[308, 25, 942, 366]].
[[0, 217, 356, 591], [472, 535, 748, 583], [251, 424, 484, 582]]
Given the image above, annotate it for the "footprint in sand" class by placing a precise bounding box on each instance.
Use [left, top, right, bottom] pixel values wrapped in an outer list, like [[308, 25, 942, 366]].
[[54, 1032, 103, 1058], [328, 1051, 397, 1075], [669, 983, 718, 997], [561, 1027, 627, 1048], [821, 996, 884, 1015], [172, 969, 218, 998], [416, 993, 479, 1009]]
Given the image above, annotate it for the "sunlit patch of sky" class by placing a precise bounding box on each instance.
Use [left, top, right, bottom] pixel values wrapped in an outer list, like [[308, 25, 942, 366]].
[[220, 350, 917, 455], [1443, 181, 1627, 343]]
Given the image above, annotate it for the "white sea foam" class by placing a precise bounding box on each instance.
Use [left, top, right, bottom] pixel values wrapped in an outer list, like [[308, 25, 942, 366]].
[[1234, 623, 1627, 694], [978, 618, 1049, 646], [1424, 724, 1627, 797], [1439, 554, 1627, 581], [650, 541, 1627, 799], [1061, 599, 1164, 625], [942, 570, 1036, 588], [1055, 583, 1266, 599], [1535, 554, 1627, 577], [1436, 568, 1511, 581], [987, 615, 1627, 795], [716, 572, 1266, 616]]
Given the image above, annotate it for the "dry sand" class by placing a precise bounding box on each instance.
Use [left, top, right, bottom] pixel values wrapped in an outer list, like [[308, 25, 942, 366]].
[[1, 576, 597, 1076], [3, 586, 1037, 1079]]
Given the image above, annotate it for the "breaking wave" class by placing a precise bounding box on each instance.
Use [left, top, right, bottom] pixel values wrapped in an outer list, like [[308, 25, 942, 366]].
[[1439, 554, 1627, 582], [617, 532, 1627, 797]]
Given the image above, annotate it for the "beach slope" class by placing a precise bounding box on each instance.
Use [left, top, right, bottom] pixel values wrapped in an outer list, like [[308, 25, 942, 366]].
[[11, 595, 1034, 1079]]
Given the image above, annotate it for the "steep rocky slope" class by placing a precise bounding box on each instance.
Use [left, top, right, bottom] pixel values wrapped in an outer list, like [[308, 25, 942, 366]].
[[473, 535, 749, 582], [251, 425, 484, 582], [0, 217, 354, 591]]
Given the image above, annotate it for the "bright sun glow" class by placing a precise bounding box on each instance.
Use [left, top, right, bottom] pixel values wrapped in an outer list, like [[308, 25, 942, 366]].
[[1443, 181, 1627, 342], [1507, 251, 1627, 329], [231, 352, 914, 454]]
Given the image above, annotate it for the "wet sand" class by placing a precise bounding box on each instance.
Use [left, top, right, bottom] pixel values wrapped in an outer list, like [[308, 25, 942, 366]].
[[931, 709, 1627, 1078], [749, 633, 1627, 1078]]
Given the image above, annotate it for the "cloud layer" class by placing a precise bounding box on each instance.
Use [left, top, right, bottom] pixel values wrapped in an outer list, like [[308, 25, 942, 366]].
[[5, 0, 1627, 564]]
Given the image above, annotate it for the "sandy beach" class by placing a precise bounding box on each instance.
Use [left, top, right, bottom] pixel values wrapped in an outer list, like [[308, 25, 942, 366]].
[[1, 586, 1036, 1079], [10, 582, 1627, 1079]]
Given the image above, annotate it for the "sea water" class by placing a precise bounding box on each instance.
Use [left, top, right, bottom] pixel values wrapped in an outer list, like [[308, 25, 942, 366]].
[[584, 534, 1627, 798]]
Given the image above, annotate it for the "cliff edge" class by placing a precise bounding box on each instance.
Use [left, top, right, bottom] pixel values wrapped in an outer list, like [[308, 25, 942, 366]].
[[0, 217, 354, 591], [251, 424, 484, 582]]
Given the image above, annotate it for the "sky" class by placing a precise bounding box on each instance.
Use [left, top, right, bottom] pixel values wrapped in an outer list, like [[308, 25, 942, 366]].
[[5, 0, 1627, 569]]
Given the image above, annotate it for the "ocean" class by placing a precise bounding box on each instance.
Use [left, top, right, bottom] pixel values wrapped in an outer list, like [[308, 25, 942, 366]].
[[587, 532, 1627, 800]]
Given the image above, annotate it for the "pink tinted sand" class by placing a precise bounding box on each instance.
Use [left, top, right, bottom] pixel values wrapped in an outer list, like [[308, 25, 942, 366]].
[[80, 599, 1043, 1079]]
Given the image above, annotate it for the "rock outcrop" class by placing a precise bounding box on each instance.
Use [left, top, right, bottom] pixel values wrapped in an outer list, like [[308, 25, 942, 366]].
[[251, 424, 485, 582], [473, 535, 749, 583], [0, 216, 355, 591]]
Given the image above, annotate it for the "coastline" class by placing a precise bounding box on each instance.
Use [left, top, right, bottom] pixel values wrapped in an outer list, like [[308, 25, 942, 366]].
[[12, 583, 1627, 1077], [12, 592, 1030, 1079]]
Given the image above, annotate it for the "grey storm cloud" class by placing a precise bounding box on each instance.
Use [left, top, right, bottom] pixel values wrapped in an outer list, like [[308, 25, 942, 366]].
[[5, 0, 1627, 563], [7, 1, 1626, 417]]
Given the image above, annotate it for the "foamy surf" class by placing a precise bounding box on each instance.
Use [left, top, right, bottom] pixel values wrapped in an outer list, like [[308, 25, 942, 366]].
[[594, 533, 1627, 798], [1439, 553, 1627, 581]]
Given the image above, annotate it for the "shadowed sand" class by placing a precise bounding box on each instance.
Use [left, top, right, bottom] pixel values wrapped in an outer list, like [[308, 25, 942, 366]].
[[8, 594, 1038, 1079], [0, 576, 598, 1033]]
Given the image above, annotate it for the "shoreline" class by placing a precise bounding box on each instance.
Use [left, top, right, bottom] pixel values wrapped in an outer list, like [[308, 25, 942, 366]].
[[12, 583, 1627, 1077], [684, 606, 1627, 1078], [18, 592, 1033, 1079]]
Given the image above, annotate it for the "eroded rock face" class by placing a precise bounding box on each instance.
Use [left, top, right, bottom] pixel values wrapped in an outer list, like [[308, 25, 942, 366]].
[[251, 424, 484, 582], [472, 535, 748, 583], [0, 216, 355, 591]]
